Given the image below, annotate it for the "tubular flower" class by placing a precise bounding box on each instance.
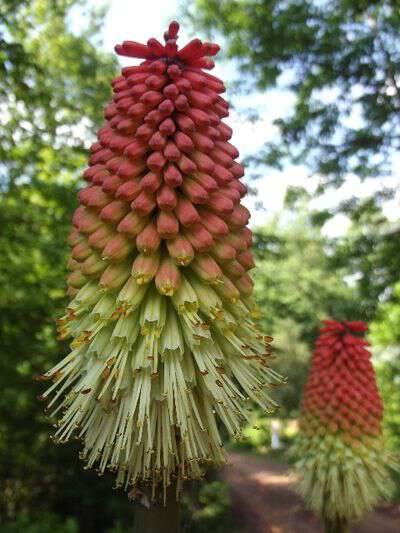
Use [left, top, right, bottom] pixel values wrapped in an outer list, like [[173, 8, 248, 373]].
[[39, 21, 283, 496], [293, 320, 395, 523]]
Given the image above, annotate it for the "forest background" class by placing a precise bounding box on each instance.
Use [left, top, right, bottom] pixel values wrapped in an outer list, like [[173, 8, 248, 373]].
[[1, 1, 399, 530]]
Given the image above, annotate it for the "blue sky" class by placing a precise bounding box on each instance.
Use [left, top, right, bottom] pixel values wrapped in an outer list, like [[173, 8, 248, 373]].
[[78, 0, 399, 235]]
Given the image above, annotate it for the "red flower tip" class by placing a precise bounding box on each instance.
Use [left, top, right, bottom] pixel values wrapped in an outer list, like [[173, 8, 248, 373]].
[[115, 22, 220, 70], [300, 319, 382, 439]]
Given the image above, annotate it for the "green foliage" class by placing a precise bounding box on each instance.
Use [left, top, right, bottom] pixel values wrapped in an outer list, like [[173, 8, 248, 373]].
[[182, 481, 233, 533], [252, 204, 360, 416], [0, 513, 79, 533], [332, 202, 400, 319], [233, 417, 271, 452], [186, 0, 400, 185], [370, 284, 400, 496]]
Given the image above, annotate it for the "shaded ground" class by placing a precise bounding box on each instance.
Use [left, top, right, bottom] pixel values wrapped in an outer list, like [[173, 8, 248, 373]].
[[222, 452, 400, 533]]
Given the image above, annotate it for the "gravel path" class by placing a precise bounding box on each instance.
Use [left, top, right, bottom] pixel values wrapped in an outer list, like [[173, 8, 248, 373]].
[[222, 452, 400, 533]]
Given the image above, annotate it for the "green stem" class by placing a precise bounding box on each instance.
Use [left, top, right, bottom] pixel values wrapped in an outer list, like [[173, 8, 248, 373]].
[[134, 485, 181, 533], [324, 517, 351, 533]]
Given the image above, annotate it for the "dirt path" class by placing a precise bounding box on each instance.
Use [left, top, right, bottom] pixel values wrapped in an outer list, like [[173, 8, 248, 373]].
[[222, 452, 400, 533]]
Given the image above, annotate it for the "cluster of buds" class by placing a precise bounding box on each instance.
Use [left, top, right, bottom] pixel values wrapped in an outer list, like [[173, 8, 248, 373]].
[[293, 320, 395, 523], [39, 22, 283, 496]]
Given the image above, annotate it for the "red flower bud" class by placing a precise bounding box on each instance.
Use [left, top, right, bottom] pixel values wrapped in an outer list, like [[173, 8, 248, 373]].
[[100, 201, 130, 224], [156, 184, 178, 211], [223, 260, 245, 279], [190, 254, 222, 284], [185, 223, 214, 252], [208, 192, 234, 214], [147, 151, 167, 171], [163, 84, 179, 99], [191, 131, 214, 152], [115, 178, 141, 202], [218, 122, 233, 140], [180, 178, 209, 204], [211, 242, 236, 263], [164, 141, 181, 161], [149, 131, 167, 150], [79, 186, 110, 209], [199, 210, 229, 236], [117, 211, 147, 236], [136, 221, 161, 255], [163, 163, 183, 187], [174, 131, 194, 152], [131, 191, 156, 216], [175, 113, 195, 132], [159, 117, 176, 135], [73, 206, 102, 234], [155, 257, 181, 296], [175, 196, 200, 227], [102, 175, 123, 194], [140, 90, 164, 107], [72, 241, 91, 261], [88, 225, 115, 250], [177, 154, 197, 174], [102, 234, 135, 262], [236, 250, 255, 270], [157, 210, 179, 239], [116, 159, 145, 178], [139, 171, 162, 193], [166, 236, 194, 266], [191, 151, 215, 173], [132, 251, 160, 284], [135, 123, 156, 140], [191, 173, 218, 193], [158, 98, 174, 115]]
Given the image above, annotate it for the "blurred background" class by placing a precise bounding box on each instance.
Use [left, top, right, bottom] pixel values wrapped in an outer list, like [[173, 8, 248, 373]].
[[1, 0, 399, 531]]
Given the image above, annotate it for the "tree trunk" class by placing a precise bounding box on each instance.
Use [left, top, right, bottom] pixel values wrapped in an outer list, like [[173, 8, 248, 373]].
[[134, 485, 181, 533], [324, 517, 351, 533]]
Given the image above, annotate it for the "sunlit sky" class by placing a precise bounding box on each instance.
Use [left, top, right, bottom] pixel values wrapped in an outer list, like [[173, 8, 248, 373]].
[[77, 0, 398, 236]]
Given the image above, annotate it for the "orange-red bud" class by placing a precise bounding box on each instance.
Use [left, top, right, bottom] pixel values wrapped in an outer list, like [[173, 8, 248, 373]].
[[185, 223, 214, 252], [156, 184, 178, 211], [136, 221, 161, 255], [166, 236, 194, 266], [155, 257, 181, 296], [132, 251, 160, 284], [190, 254, 222, 284], [100, 201, 130, 224], [102, 234, 135, 262], [117, 211, 147, 236], [157, 210, 179, 239]]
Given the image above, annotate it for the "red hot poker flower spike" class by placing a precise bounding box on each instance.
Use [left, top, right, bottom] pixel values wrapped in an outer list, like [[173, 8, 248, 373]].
[[293, 319, 396, 524], [40, 21, 283, 498]]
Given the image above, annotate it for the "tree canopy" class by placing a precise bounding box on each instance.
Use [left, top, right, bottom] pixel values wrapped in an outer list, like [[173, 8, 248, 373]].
[[186, 0, 400, 307], [186, 0, 400, 186]]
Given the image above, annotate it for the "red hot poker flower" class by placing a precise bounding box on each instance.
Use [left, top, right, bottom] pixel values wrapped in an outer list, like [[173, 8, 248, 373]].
[[293, 319, 395, 525], [39, 21, 283, 498]]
